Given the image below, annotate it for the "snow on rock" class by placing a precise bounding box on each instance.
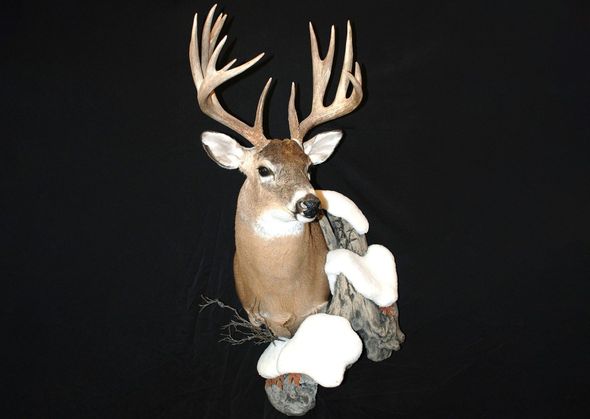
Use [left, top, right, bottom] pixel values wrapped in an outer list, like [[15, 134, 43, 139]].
[[278, 314, 363, 387], [324, 244, 398, 307], [256, 314, 363, 388], [315, 190, 369, 234], [257, 339, 288, 379]]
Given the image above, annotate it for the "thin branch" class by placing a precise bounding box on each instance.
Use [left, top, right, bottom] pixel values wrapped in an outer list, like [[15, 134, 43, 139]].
[[199, 296, 278, 345]]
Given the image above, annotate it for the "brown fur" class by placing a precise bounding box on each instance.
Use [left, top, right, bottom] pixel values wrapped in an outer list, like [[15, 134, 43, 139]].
[[233, 140, 330, 337]]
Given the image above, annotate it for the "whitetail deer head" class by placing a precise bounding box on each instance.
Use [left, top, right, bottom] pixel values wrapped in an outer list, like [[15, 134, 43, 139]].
[[190, 5, 363, 336], [190, 5, 362, 234]]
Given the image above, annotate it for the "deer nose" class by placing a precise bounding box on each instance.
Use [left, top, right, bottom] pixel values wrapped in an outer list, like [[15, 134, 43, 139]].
[[296, 194, 321, 219]]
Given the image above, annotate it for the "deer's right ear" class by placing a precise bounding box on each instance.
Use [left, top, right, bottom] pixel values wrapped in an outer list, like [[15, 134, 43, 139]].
[[201, 131, 248, 169]]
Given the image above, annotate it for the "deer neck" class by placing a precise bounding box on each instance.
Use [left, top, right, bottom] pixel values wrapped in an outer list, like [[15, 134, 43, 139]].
[[233, 181, 329, 337], [234, 182, 320, 278]]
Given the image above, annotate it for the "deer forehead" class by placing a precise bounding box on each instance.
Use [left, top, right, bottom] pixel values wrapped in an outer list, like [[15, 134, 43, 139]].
[[252, 139, 310, 172]]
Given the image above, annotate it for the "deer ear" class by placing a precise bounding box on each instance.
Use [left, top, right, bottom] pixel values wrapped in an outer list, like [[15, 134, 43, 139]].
[[201, 131, 247, 169], [303, 130, 343, 165]]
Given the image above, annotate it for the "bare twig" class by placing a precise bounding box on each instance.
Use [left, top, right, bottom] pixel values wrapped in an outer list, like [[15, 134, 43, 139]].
[[199, 296, 278, 345]]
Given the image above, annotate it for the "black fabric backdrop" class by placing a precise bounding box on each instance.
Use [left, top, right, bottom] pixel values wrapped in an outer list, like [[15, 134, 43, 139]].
[[3, 0, 589, 418]]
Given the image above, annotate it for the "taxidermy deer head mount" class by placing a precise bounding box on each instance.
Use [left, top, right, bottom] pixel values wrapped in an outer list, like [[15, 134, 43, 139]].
[[190, 5, 363, 337]]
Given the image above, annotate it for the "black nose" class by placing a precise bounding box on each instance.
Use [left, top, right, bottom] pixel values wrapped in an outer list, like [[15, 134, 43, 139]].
[[296, 194, 321, 218]]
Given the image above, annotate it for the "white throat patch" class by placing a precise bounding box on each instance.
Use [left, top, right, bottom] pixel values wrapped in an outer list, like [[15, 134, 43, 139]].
[[253, 209, 304, 238]]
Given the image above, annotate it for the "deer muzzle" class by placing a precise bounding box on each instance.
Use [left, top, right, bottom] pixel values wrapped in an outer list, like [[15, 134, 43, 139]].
[[296, 194, 321, 220]]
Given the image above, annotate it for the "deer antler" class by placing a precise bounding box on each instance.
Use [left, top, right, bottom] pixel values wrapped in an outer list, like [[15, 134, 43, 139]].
[[288, 21, 363, 142], [190, 5, 271, 147]]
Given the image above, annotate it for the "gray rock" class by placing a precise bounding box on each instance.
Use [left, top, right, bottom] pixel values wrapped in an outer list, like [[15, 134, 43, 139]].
[[264, 374, 318, 416]]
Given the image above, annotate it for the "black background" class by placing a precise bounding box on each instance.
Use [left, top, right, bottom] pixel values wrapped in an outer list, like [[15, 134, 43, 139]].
[[3, 0, 589, 418]]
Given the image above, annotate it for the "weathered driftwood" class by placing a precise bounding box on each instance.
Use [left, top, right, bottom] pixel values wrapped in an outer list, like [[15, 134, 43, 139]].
[[265, 211, 404, 415], [319, 212, 405, 361]]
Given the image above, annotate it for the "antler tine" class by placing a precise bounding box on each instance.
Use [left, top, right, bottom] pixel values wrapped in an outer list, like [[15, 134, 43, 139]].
[[189, 5, 270, 146], [288, 23, 334, 141], [200, 5, 217, 76], [288, 82, 299, 140], [254, 78, 273, 133], [288, 20, 363, 142], [310, 23, 336, 110], [189, 13, 203, 87], [209, 12, 227, 54], [336, 21, 355, 100]]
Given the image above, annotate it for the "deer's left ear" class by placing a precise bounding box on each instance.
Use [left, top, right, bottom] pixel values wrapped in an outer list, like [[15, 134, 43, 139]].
[[303, 130, 343, 165]]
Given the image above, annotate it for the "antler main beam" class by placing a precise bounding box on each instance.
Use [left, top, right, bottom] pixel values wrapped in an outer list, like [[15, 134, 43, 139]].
[[189, 5, 271, 146], [288, 21, 363, 142]]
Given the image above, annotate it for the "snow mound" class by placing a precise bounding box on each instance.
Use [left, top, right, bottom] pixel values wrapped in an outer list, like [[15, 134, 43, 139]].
[[324, 244, 398, 307], [316, 190, 369, 234], [257, 313, 362, 387]]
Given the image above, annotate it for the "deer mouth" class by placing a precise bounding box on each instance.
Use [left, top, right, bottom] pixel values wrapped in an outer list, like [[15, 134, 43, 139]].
[[296, 213, 317, 223]]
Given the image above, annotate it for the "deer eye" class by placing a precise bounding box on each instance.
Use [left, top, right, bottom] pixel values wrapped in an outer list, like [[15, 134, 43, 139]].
[[257, 166, 273, 177]]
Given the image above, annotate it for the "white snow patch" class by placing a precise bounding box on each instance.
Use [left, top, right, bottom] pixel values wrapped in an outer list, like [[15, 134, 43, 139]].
[[257, 339, 288, 379], [324, 244, 398, 307], [256, 313, 362, 388], [315, 190, 369, 234]]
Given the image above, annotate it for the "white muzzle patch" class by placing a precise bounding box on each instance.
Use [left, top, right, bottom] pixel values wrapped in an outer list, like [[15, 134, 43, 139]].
[[254, 209, 304, 238]]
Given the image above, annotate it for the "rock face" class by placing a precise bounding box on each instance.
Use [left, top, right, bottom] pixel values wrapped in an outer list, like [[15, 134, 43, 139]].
[[264, 374, 318, 416], [265, 211, 405, 415]]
